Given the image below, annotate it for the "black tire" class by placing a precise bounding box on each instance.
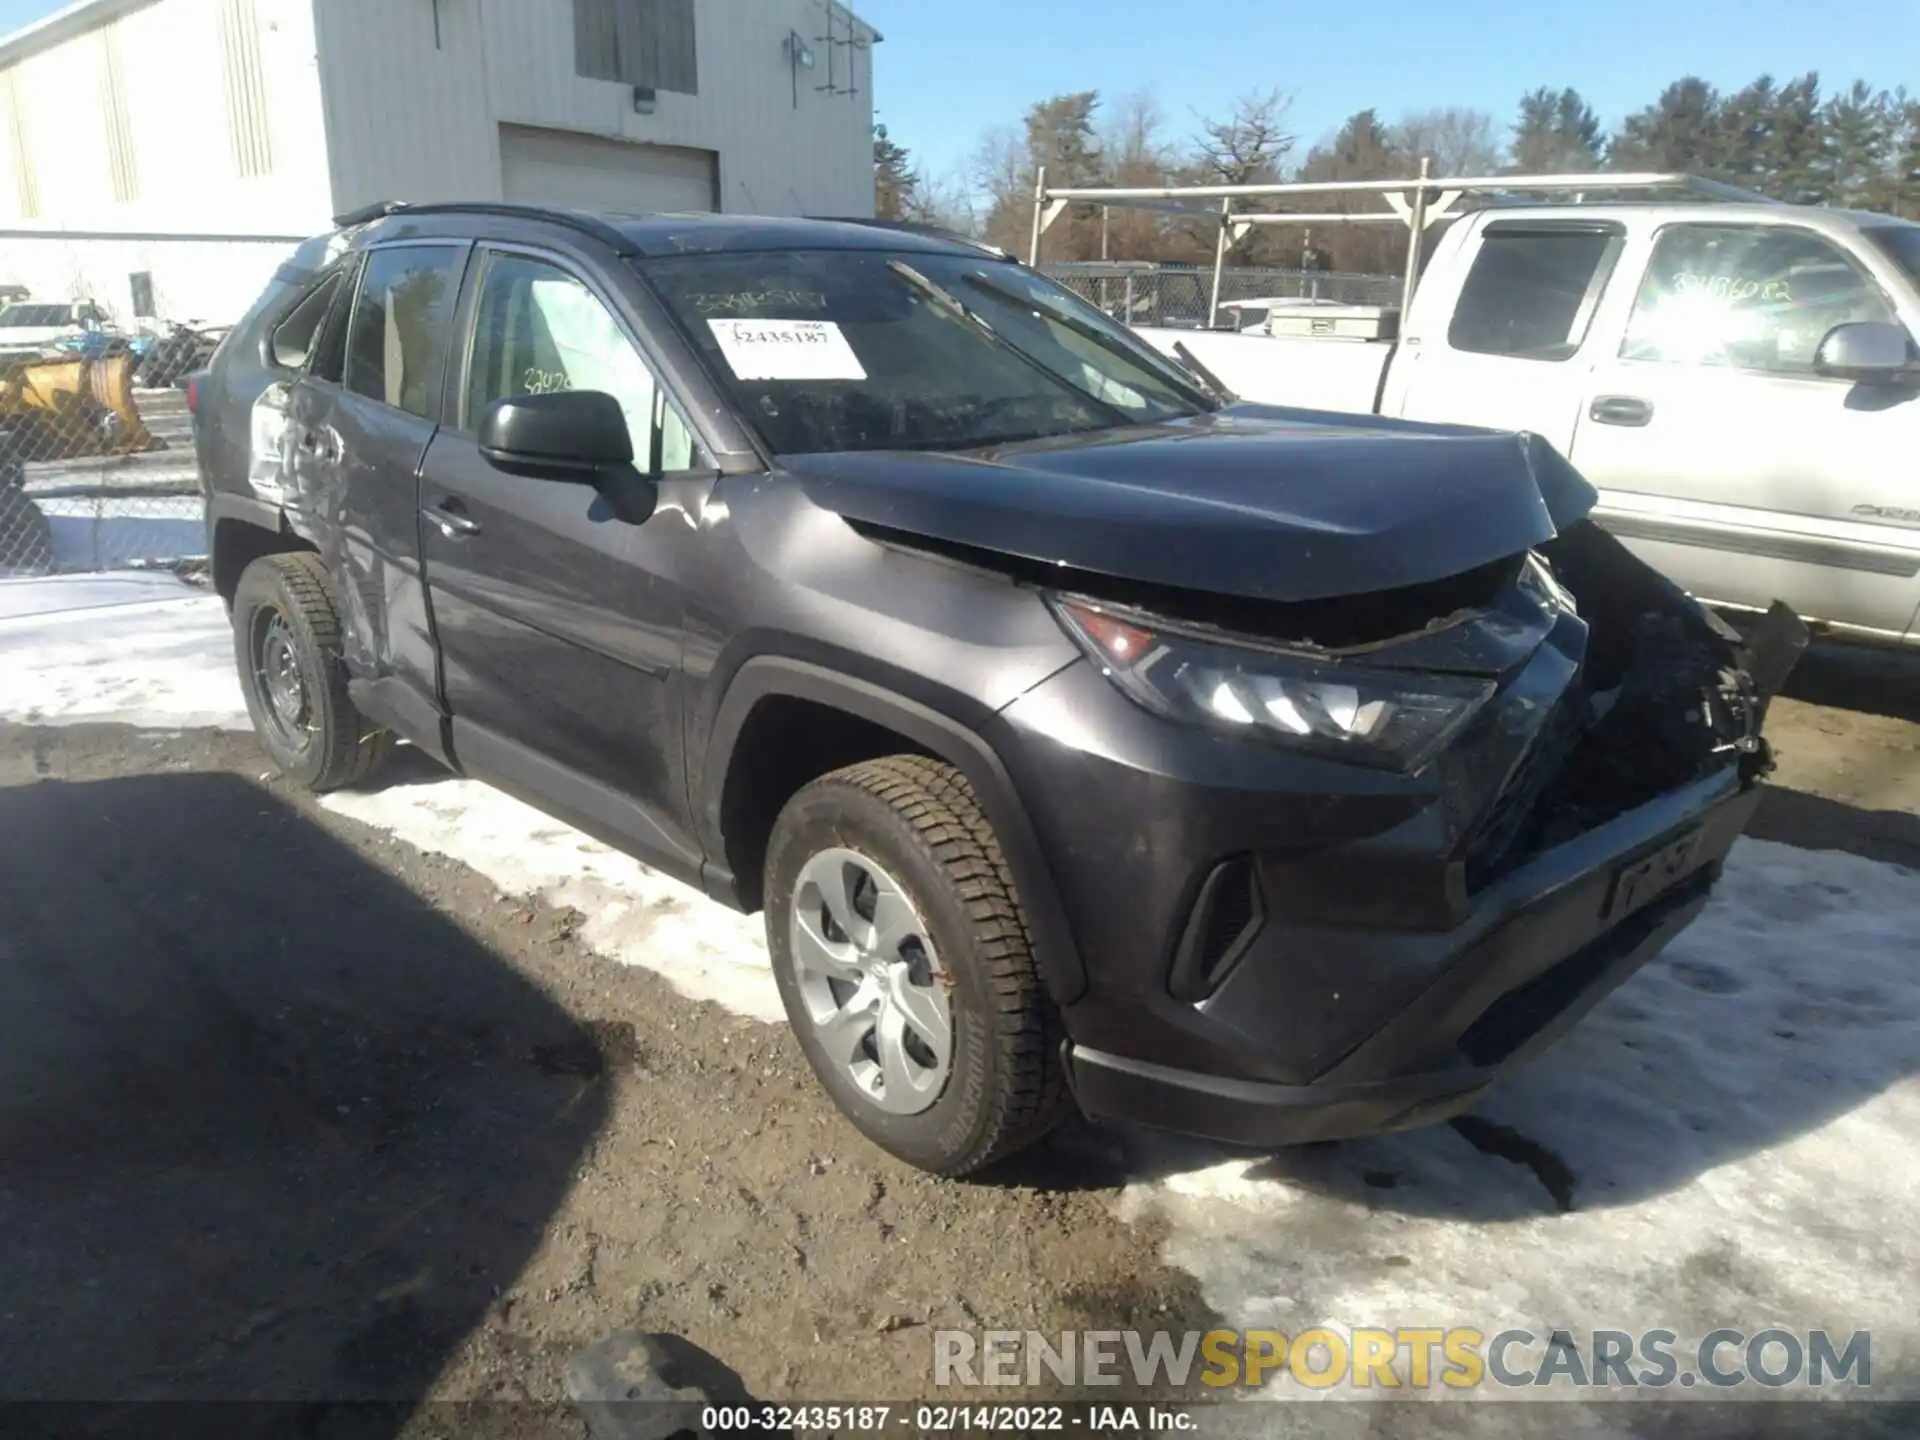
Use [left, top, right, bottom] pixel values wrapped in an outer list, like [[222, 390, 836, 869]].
[[232, 552, 393, 791], [0, 477, 53, 576], [764, 755, 1072, 1176]]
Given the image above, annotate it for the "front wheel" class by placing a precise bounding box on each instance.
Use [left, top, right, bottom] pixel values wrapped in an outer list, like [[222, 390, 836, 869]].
[[764, 756, 1072, 1175], [232, 552, 393, 791]]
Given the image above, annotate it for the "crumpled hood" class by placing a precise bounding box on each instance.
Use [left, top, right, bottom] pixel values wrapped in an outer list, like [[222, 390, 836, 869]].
[[783, 404, 1597, 604]]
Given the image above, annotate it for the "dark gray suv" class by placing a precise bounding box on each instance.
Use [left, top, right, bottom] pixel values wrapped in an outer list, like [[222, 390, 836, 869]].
[[195, 202, 1804, 1175]]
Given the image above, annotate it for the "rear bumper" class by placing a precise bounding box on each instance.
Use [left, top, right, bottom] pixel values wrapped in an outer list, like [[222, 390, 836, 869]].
[[1063, 774, 1760, 1148]]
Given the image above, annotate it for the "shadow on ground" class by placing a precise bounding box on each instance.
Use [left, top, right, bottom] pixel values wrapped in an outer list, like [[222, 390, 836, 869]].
[[1748, 785, 1920, 872], [0, 772, 608, 1418], [1777, 639, 1920, 724]]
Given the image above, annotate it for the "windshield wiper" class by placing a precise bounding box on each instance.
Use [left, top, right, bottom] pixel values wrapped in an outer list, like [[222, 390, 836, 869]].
[[884, 260, 1132, 429], [956, 270, 1224, 409]]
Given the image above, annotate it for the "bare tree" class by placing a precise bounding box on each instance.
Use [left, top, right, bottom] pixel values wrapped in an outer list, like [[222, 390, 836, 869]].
[[970, 123, 1034, 254], [912, 166, 979, 236], [1391, 107, 1502, 175], [1184, 89, 1295, 264], [1096, 89, 1174, 259]]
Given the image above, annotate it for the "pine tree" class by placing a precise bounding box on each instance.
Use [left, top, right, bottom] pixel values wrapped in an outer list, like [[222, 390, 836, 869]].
[[1892, 96, 1920, 217], [872, 124, 921, 221], [1710, 77, 1777, 191], [1023, 92, 1108, 260], [1761, 74, 1827, 202], [1610, 77, 1720, 174], [1823, 81, 1895, 210], [1297, 109, 1405, 272], [1510, 87, 1603, 172]]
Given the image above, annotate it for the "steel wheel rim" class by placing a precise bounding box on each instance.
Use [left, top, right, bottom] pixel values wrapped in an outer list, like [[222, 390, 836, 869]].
[[789, 847, 953, 1116], [250, 606, 310, 749]]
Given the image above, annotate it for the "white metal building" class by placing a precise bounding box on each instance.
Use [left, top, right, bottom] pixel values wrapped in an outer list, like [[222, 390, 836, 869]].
[[0, 0, 879, 324]]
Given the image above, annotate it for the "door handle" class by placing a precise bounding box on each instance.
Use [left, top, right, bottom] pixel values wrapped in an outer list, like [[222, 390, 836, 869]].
[[423, 498, 481, 538], [1589, 395, 1654, 427]]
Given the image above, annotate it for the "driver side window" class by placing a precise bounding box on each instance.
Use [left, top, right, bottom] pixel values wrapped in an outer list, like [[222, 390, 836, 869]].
[[465, 252, 698, 471], [1622, 225, 1898, 377]]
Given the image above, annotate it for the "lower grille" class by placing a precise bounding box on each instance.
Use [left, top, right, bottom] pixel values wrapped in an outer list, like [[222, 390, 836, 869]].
[[1168, 855, 1263, 1002]]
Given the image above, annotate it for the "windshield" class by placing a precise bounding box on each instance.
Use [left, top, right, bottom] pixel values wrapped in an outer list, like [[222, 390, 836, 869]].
[[1868, 225, 1920, 292], [641, 247, 1214, 455], [0, 304, 71, 327]]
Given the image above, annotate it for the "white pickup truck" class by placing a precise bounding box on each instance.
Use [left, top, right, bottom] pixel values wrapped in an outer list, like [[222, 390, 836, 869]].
[[1141, 202, 1920, 649]]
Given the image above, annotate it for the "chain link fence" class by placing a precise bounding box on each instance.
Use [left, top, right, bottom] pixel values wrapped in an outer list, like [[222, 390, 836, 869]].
[[0, 232, 300, 580], [1043, 261, 1401, 330]]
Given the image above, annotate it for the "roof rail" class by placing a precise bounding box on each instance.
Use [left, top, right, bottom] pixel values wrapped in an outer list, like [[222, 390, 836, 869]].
[[330, 200, 641, 255]]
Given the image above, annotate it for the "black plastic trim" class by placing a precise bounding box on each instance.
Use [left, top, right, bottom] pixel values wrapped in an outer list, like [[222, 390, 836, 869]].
[[451, 718, 706, 889], [1167, 854, 1263, 1003], [206, 490, 284, 532], [700, 656, 1089, 1004]]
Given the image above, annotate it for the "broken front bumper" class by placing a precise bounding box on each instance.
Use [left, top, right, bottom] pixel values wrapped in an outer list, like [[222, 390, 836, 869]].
[[1061, 767, 1761, 1148]]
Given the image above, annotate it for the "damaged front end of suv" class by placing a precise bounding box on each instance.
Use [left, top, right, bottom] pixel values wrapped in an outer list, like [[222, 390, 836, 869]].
[[851, 416, 1811, 1149], [648, 236, 1807, 1159]]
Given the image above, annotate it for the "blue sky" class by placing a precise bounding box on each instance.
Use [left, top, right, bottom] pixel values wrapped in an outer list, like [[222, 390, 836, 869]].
[[0, 0, 55, 37], [860, 0, 1918, 185]]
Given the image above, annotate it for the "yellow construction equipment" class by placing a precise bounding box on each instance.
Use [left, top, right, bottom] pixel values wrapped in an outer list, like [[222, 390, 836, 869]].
[[0, 351, 159, 458]]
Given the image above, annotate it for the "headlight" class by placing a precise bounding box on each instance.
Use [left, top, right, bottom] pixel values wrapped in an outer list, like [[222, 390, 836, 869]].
[[1049, 596, 1496, 772]]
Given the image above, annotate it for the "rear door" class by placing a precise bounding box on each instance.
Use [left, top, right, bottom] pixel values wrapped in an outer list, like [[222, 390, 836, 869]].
[[1390, 219, 1625, 454], [285, 240, 471, 714], [416, 242, 712, 877], [1572, 221, 1920, 637]]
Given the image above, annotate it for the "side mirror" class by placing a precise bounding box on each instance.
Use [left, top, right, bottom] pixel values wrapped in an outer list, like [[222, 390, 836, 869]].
[[1813, 321, 1920, 384], [478, 390, 658, 524]]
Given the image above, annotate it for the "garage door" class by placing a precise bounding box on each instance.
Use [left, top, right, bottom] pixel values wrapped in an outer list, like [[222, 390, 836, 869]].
[[499, 125, 718, 214]]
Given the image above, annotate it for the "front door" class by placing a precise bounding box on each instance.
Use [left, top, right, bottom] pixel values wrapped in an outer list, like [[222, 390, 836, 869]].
[[1573, 222, 1920, 638], [287, 240, 471, 706], [418, 246, 710, 874]]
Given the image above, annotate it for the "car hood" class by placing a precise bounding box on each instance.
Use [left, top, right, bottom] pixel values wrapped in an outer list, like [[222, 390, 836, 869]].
[[782, 405, 1597, 604]]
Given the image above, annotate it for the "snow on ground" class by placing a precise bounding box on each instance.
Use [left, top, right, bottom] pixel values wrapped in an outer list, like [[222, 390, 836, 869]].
[[323, 779, 781, 1022], [0, 576, 246, 730], [1115, 836, 1920, 1400], [6, 573, 1920, 1404], [0, 575, 781, 1021]]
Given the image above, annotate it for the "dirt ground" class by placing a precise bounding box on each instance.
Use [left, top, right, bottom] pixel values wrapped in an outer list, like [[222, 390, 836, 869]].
[[1, 640, 1916, 1431], [0, 724, 1218, 1418]]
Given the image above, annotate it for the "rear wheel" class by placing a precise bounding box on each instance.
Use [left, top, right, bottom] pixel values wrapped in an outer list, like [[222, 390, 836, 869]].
[[0, 473, 52, 576], [764, 756, 1072, 1175], [232, 552, 392, 791]]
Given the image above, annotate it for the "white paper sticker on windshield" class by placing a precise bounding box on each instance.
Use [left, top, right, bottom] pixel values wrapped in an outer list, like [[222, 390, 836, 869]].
[[706, 318, 867, 381]]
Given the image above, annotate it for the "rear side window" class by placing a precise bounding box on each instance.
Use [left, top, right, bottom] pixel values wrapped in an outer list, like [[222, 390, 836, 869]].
[[344, 245, 465, 420], [1447, 228, 1619, 361], [269, 270, 344, 371]]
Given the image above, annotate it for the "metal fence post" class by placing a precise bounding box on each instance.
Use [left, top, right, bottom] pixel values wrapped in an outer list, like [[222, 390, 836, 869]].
[[1207, 198, 1232, 328], [1028, 164, 1048, 266], [1398, 155, 1430, 323]]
